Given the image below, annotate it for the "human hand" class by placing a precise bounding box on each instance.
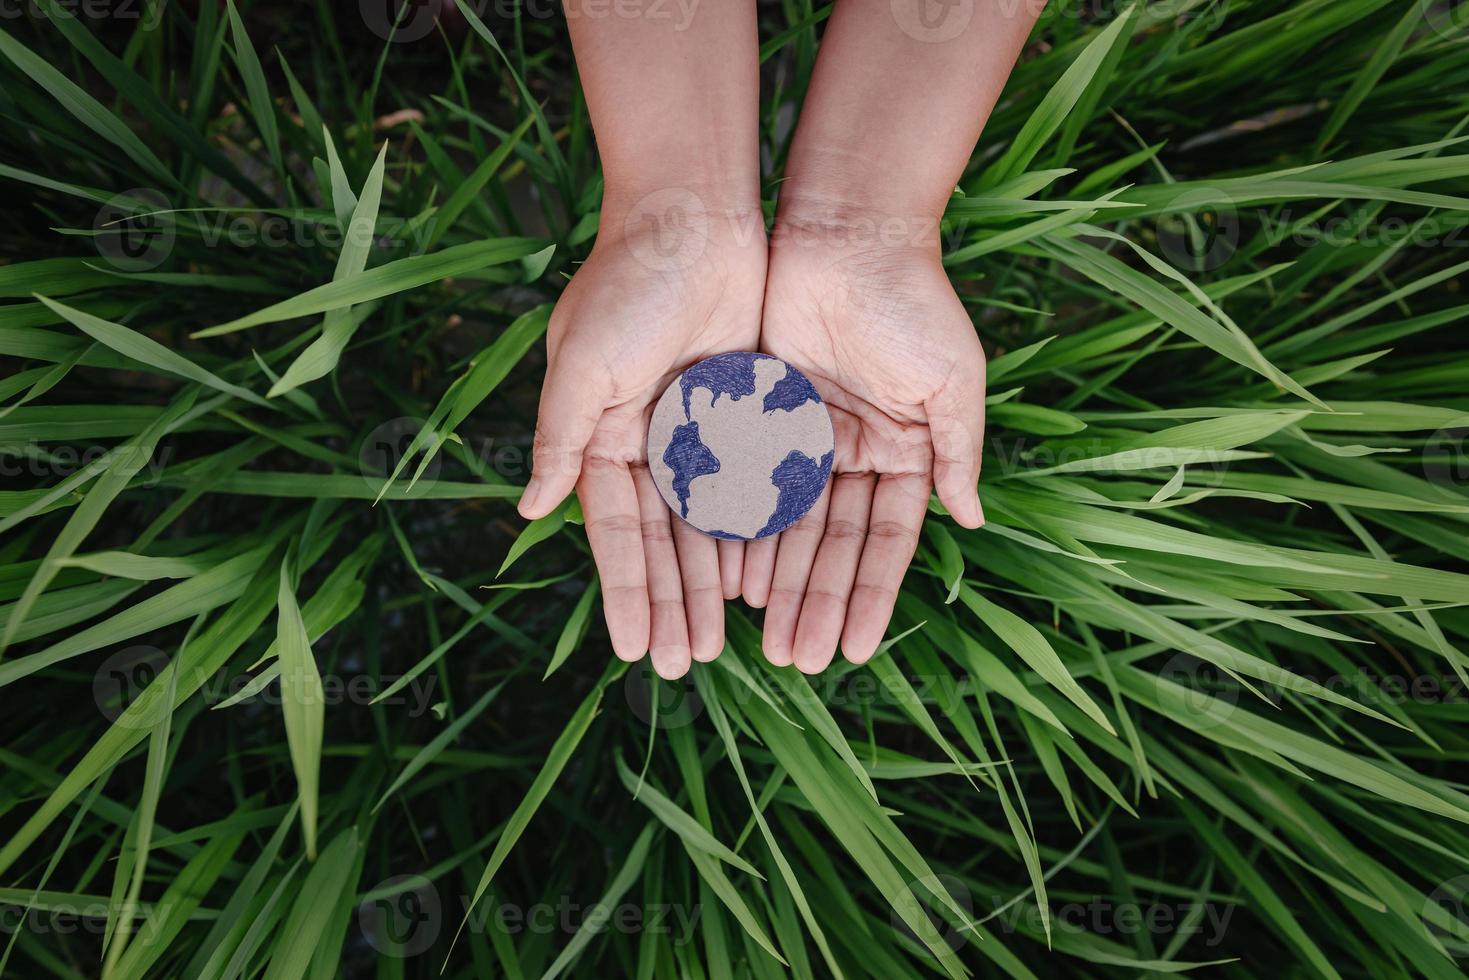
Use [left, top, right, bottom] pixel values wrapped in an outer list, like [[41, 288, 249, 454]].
[[518, 199, 764, 678], [723, 0, 1032, 676], [742, 206, 986, 673]]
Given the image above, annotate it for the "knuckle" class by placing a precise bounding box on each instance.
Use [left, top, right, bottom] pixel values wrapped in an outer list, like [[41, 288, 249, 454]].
[[682, 582, 723, 601], [867, 519, 919, 547], [640, 518, 675, 543], [851, 582, 897, 606], [824, 519, 867, 541], [580, 455, 624, 477], [768, 585, 806, 604], [587, 513, 642, 538], [602, 583, 647, 603]]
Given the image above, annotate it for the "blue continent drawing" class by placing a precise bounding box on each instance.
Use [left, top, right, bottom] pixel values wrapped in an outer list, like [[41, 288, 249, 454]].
[[662, 421, 721, 517], [762, 362, 822, 414], [654, 352, 833, 539], [755, 449, 834, 538], [679, 351, 760, 417]]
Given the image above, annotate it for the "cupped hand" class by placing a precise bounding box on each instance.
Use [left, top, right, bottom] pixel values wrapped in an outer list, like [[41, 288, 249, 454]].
[[519, 202, 764, 678], [742, 212, 986, 673]]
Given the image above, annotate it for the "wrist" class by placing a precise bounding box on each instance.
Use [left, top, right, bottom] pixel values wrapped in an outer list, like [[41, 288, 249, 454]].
[[776, 135, 953, 236], [599, 142, 763, 240], [598, 179, 766, 275], [770, 191, 945, 262]]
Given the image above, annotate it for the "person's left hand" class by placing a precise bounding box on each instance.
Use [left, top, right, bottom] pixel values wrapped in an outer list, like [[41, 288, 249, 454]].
[[741, 212, 987, 673], [518, 198, 764, 678]]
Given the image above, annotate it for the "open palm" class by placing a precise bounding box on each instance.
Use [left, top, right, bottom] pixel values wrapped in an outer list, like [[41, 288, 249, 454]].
[[743, 234, 986, 673], [519, 224, 764, 679]]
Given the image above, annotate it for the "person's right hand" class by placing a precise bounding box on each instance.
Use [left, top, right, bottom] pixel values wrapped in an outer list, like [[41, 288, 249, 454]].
[[517, 195, 764, 679], [743, 207, 987, 674]]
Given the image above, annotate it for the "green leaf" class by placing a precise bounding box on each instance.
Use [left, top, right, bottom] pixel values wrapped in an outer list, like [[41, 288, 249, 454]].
[[276, 556, 324, 860], [451, 660, 625, 963], [101, 617, 185, 980], [959, 585, 1117, 735], [427, 112, 538, 248], [615, 753, 764, 879], [109, 830, 243, 980], [1316, 2, 1423, 149], [0, 388, 200, 654], [267, 141, 389, 397], [262, 828, 362, 980], [499, 495, 571, 577], [0, 30, 173, 186], [983, 5, 1137, 187], [544, 578, 598, 679], [225, 0, 284, 178], [194, 238, 547, 336], [320, 126, 357, 227], [926, 523, 965, 604], [373, 678, 509, 813], [35, 297, 271, 408], [539, 823, 657, 980]]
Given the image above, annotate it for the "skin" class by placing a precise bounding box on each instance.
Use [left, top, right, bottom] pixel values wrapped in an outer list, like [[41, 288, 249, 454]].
[[749, 222, 987, 673], [746, 0, 1044, 673], [522, 0, 1044, 678], [517, 0, 764, 680]]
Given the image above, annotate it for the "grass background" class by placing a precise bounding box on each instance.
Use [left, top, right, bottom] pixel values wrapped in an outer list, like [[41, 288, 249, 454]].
[[2, 0, 1469, 977]]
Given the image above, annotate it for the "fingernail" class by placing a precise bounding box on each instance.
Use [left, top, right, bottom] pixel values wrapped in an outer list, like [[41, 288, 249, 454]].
[[518, 479, 543, 518], [651, 648, 689, 680], [974, 496, 986, 528]]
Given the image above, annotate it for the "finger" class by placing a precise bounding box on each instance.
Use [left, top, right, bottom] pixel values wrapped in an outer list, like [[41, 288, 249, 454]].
[[521, 349, 610, 520], [673, 519, 725, 663], [761, 484, 832, 667], [926, 369, 986, 529], [717, 540, 744, 600], [792, 473, 876, 674], [841, 472, 930, 664], [632, 464, 692, 679], [578, 457, 649, 663], [741, 534, 779, 609]]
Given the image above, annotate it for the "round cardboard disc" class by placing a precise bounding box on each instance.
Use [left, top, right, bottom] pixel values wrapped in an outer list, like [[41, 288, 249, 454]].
[[646, 352, 835, 540]]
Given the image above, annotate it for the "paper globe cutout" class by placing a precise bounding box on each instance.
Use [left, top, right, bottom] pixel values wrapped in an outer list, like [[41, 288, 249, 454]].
[[646, 352, 835, 539]]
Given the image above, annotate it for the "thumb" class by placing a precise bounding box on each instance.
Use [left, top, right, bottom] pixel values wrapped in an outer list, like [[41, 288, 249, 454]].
[[925, 373, 986, 530], [520, 351, 608, 520]]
